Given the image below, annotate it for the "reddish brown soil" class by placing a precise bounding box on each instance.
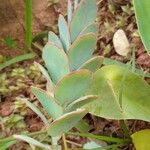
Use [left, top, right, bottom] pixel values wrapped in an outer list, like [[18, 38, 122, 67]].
[[0, 0, 66, 56]]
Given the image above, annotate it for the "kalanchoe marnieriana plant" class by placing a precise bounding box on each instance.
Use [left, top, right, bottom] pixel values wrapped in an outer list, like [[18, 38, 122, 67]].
[[8, 0, 101, 149], [36, 0, 99, 136]]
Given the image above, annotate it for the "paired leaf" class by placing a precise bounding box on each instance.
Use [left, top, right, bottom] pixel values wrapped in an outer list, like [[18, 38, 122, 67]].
[[54, 70, 92, 107], [79, 56, 104, 72], [42, 43, 70, 83], [70, 0, 97, 41], [64, 95, 97, 113], [48, 32, 63, 49], [134, 0, 150, 55], [85, 65, 150, 122], [68, 33, 97, 70], [47, 109, 87, 137], [58, 15, 71, 51], [13, 135, 51, 150], [32, 87, 63, 119], [132, 130, 150, 150]]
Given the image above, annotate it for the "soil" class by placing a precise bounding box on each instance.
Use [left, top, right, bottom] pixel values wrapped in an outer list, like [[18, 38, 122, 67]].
[[0, 0, 66, 56], [0, 0, 150, 150]]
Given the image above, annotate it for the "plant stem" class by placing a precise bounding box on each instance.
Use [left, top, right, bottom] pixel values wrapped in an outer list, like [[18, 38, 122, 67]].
[[67, 132, 131, 144], [131, 47, 136, 73], [120, 120, 131, 138], [62, 134, 68, 150], [25, 0, 32, 50]]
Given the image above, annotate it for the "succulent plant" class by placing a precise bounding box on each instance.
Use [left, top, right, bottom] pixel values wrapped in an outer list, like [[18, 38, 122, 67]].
[[11, 68, 26, 78], [0, 73, 9, 95], [1, 114, 26, 130], [48, 0, 59, 6], [27, 63, 41, 82], [14, 97, 28, 116], [10, 0, 102, 149], [32, 0, 102, 137]]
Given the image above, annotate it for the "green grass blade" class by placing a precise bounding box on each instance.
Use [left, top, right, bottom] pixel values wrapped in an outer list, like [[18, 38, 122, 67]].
[[0, 53, 36, 70], [25, 0, 32, 49], [13, 135, 51, 150], [0, 141, 16, 150]]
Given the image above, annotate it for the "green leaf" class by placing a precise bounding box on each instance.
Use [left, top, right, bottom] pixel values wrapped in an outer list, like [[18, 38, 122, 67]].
[[32, 87, 63, 119], [48, 31, 63, 49], [54, 70, 92, 107], [58, 14, 71, 51], [0, 141, 16, 150], [64, 95, 97, 113], [80, 23, 98, 36], [35, 62, 54, 95], [70, 0, 97, 41], [85, 65, 150, 122], [67, 0, 72, 23], [75, 119, 91, 133], [0, 53, 35, 70], [79, 56, 104, 72], [68, 33, 97, 70], [83, 141, 102, 149], [103, 57, 126, 66], [134, 0, 150, 55], [47, 109, 88, 137], [42, 43, 70, 83], [13, 135, 51, 150], [103, 58, 150, 78], [132, 129, 150, 150], [21, 98, 48, 125]]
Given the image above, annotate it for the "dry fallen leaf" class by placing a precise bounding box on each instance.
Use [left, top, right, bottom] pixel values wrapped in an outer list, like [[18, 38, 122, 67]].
[[113, 29, 130, 57]]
